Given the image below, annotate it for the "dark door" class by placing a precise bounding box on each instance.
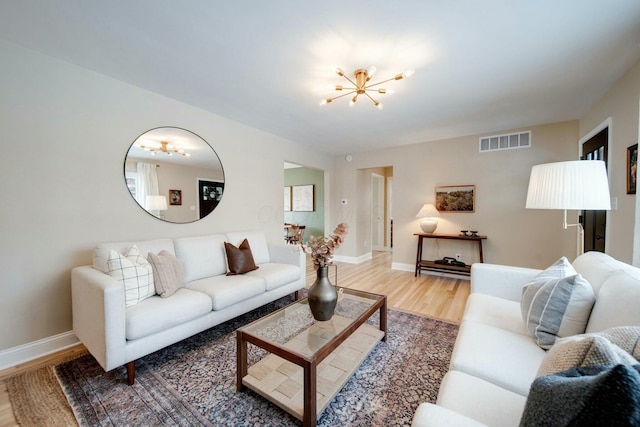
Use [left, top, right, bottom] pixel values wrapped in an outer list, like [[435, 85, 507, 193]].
[[198, 180, 224, 219], [581, 128, 608, 252]]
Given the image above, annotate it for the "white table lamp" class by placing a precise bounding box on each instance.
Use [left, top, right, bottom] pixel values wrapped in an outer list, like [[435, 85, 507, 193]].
[[146, 195, 168, 218], [416, 203, 440, 233], [525, 160, 611, 255]]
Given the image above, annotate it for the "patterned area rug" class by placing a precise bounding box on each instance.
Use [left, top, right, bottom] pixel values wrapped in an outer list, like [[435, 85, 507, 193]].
[[55, 297, 458, 426]]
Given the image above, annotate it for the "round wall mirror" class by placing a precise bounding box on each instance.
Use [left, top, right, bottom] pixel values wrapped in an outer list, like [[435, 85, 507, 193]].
[[124, 127, 225, 223]]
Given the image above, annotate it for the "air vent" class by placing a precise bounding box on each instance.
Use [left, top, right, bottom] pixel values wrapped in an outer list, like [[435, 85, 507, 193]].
[[479, 131, 531, 152]]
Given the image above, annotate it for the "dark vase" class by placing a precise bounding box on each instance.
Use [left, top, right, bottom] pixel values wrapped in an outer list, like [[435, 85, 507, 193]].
[[308, 266, 337, 321]]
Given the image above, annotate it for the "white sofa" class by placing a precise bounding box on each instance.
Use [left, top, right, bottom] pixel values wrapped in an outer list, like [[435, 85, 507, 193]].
[[412, 251, 640, 426], [71, 231, 305, 385]]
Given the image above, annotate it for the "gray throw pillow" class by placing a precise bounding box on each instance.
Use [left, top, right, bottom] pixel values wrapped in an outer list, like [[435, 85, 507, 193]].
[[148, 250, 184, 298], [521, 257, 595, 350]]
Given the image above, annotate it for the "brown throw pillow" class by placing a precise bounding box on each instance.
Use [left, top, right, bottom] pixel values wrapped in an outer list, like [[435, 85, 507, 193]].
[[225, 239, 259, 275], [147, 250, 184, 298]]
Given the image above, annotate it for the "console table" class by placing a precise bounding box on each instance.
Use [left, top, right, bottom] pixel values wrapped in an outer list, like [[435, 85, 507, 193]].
[[414, 233, 487, 276]]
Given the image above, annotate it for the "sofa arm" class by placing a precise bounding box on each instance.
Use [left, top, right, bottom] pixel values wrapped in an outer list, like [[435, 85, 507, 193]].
[[71, 266, 126, 372], [268, 243, 306, 270], [470, 263, 541, 302], [412, 403, 488, 427]]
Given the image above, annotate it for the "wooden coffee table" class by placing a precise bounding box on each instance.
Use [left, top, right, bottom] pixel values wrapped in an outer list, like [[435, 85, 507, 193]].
[[236, 288, 387, 426]]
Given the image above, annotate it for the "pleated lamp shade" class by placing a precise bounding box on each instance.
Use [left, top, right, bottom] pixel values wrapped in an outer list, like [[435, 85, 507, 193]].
[[526, 160, 611, 210]]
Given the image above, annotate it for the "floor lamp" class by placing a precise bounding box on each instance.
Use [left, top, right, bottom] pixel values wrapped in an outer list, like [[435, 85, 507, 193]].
[[525, 160, 611, 256]]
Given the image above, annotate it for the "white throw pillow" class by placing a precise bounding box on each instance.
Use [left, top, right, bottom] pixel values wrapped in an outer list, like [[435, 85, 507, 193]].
[[107, 244, 155, 307], [521, 257, 595, 350]]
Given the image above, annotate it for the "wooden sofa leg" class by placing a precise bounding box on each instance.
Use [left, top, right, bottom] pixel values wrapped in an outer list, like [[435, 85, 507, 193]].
[[127, 361, 135, 385], [294, 290, 300, 301]]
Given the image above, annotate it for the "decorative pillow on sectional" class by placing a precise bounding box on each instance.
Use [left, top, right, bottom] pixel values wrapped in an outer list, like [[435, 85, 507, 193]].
[[107, 244, 155, 307], [521, 257, 595, 350], [224, 238, 259, 276], [538, 337, 636, 378], [521, 364, 640, 427], [147, 250, 184, 298]]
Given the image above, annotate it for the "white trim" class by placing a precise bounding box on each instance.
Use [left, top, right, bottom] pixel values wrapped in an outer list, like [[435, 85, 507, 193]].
[[392, 262, 415, 272], [0, 331, 80, 371], [392, 262, 470, 280], [334, 252, 372, 264], [579, 117, 612, 150]]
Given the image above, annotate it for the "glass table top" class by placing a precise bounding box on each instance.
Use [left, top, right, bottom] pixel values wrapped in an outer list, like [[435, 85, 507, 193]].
[[240, 288, 384, 358]]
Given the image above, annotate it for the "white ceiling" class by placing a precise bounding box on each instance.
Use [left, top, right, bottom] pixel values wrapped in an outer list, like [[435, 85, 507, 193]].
[[2, 1, 640, 156]]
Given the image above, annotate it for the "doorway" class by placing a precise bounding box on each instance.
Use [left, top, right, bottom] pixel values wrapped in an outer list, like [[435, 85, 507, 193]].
[[581, 127, 609, 252], [371, 174, 385, 250], [197, 179, 224, 219]]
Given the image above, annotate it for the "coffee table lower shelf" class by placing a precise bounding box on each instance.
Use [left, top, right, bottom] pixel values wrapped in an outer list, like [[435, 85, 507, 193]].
[[242, 322, 384, 421]]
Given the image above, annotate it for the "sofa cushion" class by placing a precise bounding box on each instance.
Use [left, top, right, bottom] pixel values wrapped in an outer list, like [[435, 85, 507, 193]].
[[435, 370, 527, 427], [184, 275, 266, 311], [125, 288, 212, 340], [586, 271, 640, 333], [148, 250, 184, 298], [94, 239, 175, 274], [225, 231, 270, 265], [573, 251, 640, 295], [521, 365, 640, 427], [174, 234, 228, 283], [462, 294, 529, 336], [224, 239, 259, 275], [107, 245, 155, 308], [412, 403, 489, 427], [449, 320, 546, 395], [521, 273, 595, 350], [245, 263, 301, 291]]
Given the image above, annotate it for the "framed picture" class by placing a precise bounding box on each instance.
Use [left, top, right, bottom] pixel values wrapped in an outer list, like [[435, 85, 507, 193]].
[[627, 144, 637, 195], [435, 185, 475, 212], [284, 186, 292, 211], [169, 189, 182, 206], [292, 184, 314, 211]]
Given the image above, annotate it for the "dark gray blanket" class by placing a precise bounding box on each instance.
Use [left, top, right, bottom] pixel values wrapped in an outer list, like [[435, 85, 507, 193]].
[[520, 364, 640, 427]]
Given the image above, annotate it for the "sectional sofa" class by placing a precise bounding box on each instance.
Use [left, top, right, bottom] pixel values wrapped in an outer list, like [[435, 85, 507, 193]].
[[71, 231, 305, 384], [413, 251, 640, 426]]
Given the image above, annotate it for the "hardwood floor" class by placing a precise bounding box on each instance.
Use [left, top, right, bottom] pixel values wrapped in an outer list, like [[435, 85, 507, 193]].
[[0, 251, 469, 426]]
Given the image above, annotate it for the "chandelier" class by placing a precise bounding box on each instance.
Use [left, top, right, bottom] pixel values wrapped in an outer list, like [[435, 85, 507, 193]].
[[320, 66, 414, 109], [136, 141, 190, 157]]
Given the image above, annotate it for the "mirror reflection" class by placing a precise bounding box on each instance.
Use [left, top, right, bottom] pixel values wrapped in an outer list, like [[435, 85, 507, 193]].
[[124, 127, 225, 223]]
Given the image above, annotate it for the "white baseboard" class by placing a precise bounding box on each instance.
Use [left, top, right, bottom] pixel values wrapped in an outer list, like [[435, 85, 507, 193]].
[[334, 252, 372, 264], [0, 331, 80, 371], [392, 262, 470, 280]]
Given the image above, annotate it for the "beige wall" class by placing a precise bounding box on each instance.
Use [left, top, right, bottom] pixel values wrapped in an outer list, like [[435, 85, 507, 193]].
[[332, 121, 584, 269], [0, 40, 332, 351], [2, 36, 638, 357], [579, 58, 640, 264]]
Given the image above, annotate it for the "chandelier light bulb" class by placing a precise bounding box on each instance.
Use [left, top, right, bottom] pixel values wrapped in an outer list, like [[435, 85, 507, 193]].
[[376, 102, 384, 110], [403, 68, 415, 78], [367, 66, 377, 78]]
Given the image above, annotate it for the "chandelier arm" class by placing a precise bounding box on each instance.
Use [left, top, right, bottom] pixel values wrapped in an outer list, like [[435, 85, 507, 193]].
[[327, 90, 357, 102], [364, 76, 400, 89], [340, 74, 359, 88], [363, 91, 379, 105]]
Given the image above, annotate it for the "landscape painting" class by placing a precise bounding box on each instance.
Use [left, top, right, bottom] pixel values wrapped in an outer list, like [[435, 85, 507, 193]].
[[435, 185, 475, 212]]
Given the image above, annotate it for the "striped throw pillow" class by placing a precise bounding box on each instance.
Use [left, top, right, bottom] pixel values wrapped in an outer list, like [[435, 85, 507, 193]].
[[521, 257, 595, 350]]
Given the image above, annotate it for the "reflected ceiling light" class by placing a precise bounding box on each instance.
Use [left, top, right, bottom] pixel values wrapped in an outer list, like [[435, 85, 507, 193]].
[[137, 140, 191, 157], [320, 66, 414, 109]]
